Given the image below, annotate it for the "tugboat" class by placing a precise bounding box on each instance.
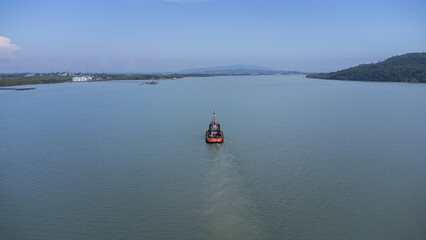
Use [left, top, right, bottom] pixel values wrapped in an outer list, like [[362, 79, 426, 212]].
[[206, 110, 223, 143], [146, 80, 159, 85], [139, 80, 159, 85]]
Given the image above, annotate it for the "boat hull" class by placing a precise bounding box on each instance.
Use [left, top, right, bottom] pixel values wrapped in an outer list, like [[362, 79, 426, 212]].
[[206, 130, 223, 143]]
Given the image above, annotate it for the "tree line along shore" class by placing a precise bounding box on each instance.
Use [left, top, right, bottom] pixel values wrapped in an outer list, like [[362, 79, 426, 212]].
[[307, 53, 426, 83], [2, 53, 425, 87], [0, 73, 215, 87]]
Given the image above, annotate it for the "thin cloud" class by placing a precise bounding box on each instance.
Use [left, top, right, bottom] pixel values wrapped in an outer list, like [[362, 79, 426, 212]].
[[165, 0, 215, 4], [0, 36, 19, 58]]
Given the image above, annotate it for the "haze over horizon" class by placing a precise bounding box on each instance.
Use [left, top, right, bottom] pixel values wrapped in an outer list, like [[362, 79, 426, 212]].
[[0, 0, 425, 73]]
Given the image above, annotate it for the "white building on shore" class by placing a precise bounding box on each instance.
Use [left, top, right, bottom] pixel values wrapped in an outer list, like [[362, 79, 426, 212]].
[[72, 76, 92, 82]]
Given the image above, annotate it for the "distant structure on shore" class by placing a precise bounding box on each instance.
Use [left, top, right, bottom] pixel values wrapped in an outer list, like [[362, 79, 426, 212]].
[[72, 76, 92, 82]]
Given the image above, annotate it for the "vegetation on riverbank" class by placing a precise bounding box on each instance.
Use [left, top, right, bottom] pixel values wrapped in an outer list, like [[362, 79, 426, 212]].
[[307, 53, 426, 83], [0, 73, 215, 87], [0, 74, 72, 87]]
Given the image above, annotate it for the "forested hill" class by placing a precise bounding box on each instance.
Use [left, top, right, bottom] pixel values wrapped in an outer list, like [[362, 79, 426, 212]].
[[306, 53, 426, 83]]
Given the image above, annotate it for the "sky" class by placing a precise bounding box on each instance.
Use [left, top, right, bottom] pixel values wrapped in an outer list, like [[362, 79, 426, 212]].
[[0, 0, 425, 73]]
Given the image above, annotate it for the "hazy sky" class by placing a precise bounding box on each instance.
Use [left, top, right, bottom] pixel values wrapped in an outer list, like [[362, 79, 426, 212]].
[[0, 0, 425, 73]]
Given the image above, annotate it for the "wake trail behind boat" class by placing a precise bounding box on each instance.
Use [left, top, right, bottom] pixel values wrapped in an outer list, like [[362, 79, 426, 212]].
[[203, 145, 264, 240]]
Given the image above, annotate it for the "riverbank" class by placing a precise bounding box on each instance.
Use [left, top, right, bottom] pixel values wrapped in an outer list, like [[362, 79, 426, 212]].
[[307, 53, 426, 83], [0, 87, 36, 91], [0, 73, 216, 87]]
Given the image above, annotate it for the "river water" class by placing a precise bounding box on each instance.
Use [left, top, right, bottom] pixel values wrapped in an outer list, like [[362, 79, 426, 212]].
[[1, 75, 426, 239]]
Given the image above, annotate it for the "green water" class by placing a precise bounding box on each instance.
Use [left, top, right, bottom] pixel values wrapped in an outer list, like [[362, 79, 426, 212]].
[[1, 75, 426, 239]]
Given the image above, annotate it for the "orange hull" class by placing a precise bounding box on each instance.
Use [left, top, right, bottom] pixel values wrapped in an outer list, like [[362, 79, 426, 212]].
[[206, 130, 223, 143]]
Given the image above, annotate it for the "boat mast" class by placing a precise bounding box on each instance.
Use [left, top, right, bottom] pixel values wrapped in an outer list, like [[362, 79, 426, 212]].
[[211, 109, 218, 130]]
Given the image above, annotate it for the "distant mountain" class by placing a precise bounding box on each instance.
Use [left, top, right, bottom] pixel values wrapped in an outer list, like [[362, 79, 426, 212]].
[[179, 65, 307, 75], [307, 53, 426, 83]]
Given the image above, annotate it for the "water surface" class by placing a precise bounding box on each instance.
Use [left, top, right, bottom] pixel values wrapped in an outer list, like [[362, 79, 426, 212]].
[[1, 75, 426, 239]]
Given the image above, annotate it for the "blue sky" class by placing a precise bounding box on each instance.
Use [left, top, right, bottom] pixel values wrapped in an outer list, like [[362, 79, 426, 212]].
[[0, 0, 425, 73]]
